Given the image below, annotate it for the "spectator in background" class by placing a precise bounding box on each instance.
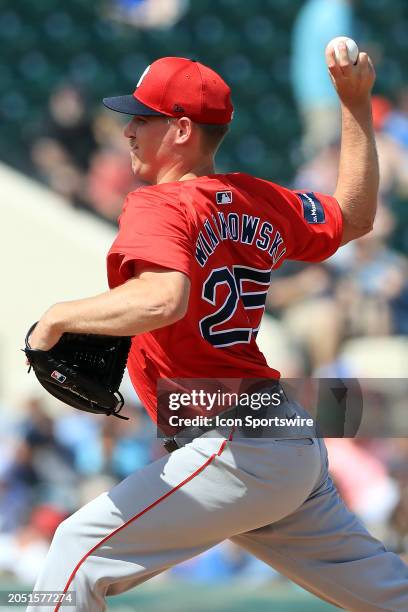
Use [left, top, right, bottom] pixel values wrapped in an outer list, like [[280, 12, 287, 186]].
[[384, 87, 408, 152], [0, 467, 33, 534], [30, 92, 142, 222], [109, 0, 189, 29], [85, 112, 140, 221], [325, 438, 399, 538], [390, 487, 408, 557], [388, 440, 408, 556], [52, 383, 159, 482], [170, 541, 279, 584], [331, 202, 408, 338], [45, 85, 97, 171], [266, 200, 408, 374], [370, 95, 408, 199], [266, 261, 341, 372], [0, 504, 66, 584], [17, 397, 79, 511], [30, 84, 97, 208], [291, 0, 354, 156], [293, 138, 340, 194]]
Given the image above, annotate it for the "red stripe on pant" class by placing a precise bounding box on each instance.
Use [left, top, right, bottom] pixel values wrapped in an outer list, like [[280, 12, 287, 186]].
[[54, 432, 233, 612]]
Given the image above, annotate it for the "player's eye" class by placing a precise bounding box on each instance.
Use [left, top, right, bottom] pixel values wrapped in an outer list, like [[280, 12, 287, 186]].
[[135, 117, 147, 125]]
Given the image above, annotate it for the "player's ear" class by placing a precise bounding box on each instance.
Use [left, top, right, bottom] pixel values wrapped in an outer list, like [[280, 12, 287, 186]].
[[173, 117, 193, 145]]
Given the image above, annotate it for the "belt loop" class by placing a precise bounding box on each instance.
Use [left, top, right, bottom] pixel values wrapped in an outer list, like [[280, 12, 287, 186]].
[[163, 438, 179, 453]]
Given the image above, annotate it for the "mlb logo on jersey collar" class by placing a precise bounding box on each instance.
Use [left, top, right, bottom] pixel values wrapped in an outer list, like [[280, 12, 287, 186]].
[[216, 191, 232, 204]]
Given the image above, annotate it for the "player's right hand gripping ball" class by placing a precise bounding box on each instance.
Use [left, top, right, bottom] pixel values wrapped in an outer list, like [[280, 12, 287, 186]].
[[24, 323, 132, 419], [328, 36, 359, 64]]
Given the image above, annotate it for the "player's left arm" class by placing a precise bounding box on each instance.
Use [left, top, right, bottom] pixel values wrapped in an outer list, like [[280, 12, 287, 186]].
[[28, 266, 190, 351]]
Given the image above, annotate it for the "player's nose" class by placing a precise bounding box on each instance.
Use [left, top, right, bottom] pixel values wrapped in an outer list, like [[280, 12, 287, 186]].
[[123, 119, 135, 139]]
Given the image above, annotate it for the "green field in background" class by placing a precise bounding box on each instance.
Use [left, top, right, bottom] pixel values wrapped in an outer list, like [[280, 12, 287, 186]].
[[110, 583, 336, 611]]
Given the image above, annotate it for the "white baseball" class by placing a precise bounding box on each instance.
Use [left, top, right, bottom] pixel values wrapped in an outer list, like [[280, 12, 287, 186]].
[[328, 36, 359, 65]]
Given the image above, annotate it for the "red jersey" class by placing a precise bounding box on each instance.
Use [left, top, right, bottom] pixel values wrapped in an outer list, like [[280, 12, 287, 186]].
[[107, 173, 342, 422]]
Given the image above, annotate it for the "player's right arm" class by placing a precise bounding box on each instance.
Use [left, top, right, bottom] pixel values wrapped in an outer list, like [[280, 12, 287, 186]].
[[326, 41, 378, 246]]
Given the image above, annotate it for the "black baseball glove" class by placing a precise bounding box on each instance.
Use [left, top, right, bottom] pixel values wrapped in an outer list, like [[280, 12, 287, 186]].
[[24, 322, 132, 420]]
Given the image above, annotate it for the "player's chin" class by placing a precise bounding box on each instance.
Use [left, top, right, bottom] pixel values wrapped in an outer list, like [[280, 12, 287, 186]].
[[131, 159, 154, 183], [130, 155, 145, 177]]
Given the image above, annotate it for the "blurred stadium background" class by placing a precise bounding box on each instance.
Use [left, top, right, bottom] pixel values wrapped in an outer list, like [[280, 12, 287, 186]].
[[0, 0, 407, 609]]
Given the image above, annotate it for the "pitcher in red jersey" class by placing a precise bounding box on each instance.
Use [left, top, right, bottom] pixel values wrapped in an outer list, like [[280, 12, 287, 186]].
[[28, 52, 408, 612]]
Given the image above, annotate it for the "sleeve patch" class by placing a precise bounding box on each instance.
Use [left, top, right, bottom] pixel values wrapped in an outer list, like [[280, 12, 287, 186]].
[[297, 192, 326, 224]]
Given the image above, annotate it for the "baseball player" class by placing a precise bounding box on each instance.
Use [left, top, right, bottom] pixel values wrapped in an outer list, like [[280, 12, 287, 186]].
[[27, 47, 408, 612]]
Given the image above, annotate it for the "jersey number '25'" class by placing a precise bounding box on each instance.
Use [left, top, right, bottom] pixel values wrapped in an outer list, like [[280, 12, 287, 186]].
[[199, 266, 271, 348]]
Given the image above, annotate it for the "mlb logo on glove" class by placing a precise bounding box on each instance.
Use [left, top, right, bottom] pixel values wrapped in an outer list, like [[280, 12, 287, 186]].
[[51, 370, 67, 384]]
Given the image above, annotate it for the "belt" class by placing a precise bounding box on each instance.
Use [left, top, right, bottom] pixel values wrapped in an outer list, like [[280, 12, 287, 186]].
[[162, 382, 316, 453]]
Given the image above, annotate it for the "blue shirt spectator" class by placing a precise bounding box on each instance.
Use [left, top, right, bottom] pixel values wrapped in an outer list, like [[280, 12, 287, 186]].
[[291, 0, 354, 110]]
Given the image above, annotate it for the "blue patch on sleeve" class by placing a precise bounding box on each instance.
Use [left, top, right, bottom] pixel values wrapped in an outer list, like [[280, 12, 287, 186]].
[[297, 192, 325, 224]]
